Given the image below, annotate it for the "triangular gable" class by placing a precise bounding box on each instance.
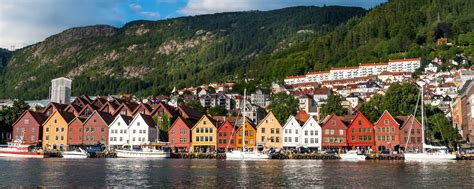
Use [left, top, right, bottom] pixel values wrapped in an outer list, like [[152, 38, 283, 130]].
[[42, 110, 76, 126], [282, 115, 301, 129], [129, 113, 157, 128], [68, 117, 86, 127], [151, 102, 177, 117], [347, 112, 372, 128], [256, 112, 280, 128], [108, 114, 133, 128], [374, 110, 400, 126], [191, 115, 217, 130], [112, 104, 135, 117], [78, 103, 97, 118], [42, 102, 67, 116], [322, 114, 347, 128], [132, 103, 153, 116], [170, 116, 197, 131], [99, 101, 119, 114], [301, 116, 320, 129], [83, 110, 114, 126], [64, 104, 82, 116], [12, 110, 46, 127], [400, 115, 422, 129], [91, 97, 108, 109]]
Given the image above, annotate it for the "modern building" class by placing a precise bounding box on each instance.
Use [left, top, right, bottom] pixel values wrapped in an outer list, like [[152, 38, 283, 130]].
[[50, 77, 72, 104], [250, 89, 270, 108]]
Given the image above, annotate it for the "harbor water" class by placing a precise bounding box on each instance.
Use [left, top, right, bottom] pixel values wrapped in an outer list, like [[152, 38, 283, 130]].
[[0, 158, 472, 187]]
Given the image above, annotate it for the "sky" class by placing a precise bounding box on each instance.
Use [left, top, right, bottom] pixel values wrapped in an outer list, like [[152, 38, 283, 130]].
[[0, 0, 387, 49]]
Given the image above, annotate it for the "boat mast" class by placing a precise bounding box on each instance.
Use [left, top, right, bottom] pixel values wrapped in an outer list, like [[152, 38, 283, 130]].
[[420, 84, 426, 152], [242, 89, 246, 151]]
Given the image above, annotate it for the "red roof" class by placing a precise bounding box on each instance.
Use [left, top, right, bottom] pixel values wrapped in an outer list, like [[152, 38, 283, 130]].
[[360, 62, 388, 67], [307, 71, 330, 75], [389, 58, 421, 62], [285, 75, 305, 79], [330, 66, 359, 71]]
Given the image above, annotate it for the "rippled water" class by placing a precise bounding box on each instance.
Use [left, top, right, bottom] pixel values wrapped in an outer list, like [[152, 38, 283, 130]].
[[0, 158, 472, 187]]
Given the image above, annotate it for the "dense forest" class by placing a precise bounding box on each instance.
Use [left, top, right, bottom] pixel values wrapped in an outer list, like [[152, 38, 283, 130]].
[[0, 6, 365, 99], [1, 0, 474, 99]]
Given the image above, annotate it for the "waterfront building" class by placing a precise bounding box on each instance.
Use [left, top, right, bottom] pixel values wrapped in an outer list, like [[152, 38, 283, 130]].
[[82, 111, 114, 146], [67, 117, 86, 148], [398, 115, 423, 152], [256, 112, 283, 150], [99, 101, 120, 115], [216, 120, 236, 152], [452, 80, 474, 141], [346, 112, 375, 152], [321, 114, 347, 150], [191, 115, 218, 153], [112, 103, 138, 117], [108, 114, 133, 149], [169, 116, 195, 152], [12, 110, 47, 145], [235, 118, 257, 151], [42, 111, 75, 150], [42, 102, 67, 117], [63, 103, 82, 117], [374, 111, 400, 152], [132, 103, 153, 116], [301, 116, 322, 151], [282, 116, 302, 149], [128, 113, 158, 146], [77, 104, 97, 118], [50, 77, 72, 104]]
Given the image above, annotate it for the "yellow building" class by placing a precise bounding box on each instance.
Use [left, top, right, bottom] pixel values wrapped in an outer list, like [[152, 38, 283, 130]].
[[235, 119, 257, 150], [42, 111, 76, 150], [256, 112, 283, 150], [191, 115, 217, 153]]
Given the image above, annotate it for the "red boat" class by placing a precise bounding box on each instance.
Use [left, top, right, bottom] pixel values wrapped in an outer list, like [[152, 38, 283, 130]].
[[0, 140, 50, 158]]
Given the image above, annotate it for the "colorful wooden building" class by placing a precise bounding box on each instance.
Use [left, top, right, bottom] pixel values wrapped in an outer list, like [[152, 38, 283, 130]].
[[42, 111, 75, 150], [282, 115, 302, 149], [398, 115, 423, 152], [12, 110, 47, 145], [235, 118, 257, 150], [321, 114, 347, 150], [216, 120, 236, 152], [82, 111, 114, 146], [108, 114, 133, 149], [374, 111, 400, 152], [169, 116, 196, 152], [128, 113, 158, 146], [346, 112, 375, 152], [301, 116, 322, 151], [256, 112, 283, 150], [67, 117, 86, 148], [191, 115, 218, 153]]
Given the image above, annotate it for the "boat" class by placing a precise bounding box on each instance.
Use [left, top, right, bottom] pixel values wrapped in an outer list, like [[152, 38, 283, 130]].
[[339, 150, 366, 160], [0, 139, 49, 158], [61, 148, 88, 159], [404, 84, 457, 161], [116, 148, 170, 158], [225, 89, 270, 160]]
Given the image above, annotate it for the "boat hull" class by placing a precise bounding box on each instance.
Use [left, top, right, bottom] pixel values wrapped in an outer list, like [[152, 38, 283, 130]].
[[404, 153, 457, 161], [116, 150, 170, 158], [0, 151, 49, 158], [225, 151, 270, 160], [339, 154, 366, 161]]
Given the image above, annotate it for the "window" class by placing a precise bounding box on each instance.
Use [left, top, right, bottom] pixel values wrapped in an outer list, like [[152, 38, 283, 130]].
[[133, 129, 136, 134], [210, 128, 213, 133], [196, 136, 199, 142], [55, 136, 58, 140], [391, 135, 395, 141], [411, 129, 414, 134], [324, 129, 329, 135], [391, 127, 395, 132], [295, 130, 298, 134], [91, 128, 94, 132], [203, 121, 207, 125], [295, 137, 298, 142], [417, 129, 421, 134], [305, 138, 308, 144], [288, 137, 292, 142], [358, 119, 362, 125], [305, 131, 308, 136], [45, 136, 49, 140], [359, 136, 362, 141], [276, 128, 280, 134], [69, 136, 72, 140], [352, 136, 356, 141], [46, 128, 49, 132], [330, 129, 334, 135], [271, 128, 274, 134], [276, 137, 279, 142], [54, 119, 57, 124], [101, 128, 105, 132], [196, 128, 200, 133], [137, 122, 140, 126], [79, 128, 82, 132], [332, 120, 336, 126], [351, 128, 355, 133], [261, 128, 265, 133], [205, 128, 209, 133], [79, 136, 82, 140], [24, 119, 29, 125], [339, 129, 343, 135], [384, 119, 389, 125], [289, 129, 292, 134], [56, 128, 59, 132]]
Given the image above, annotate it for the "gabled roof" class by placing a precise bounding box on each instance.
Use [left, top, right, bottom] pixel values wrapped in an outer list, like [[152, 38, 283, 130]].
[[83, 110, 114, 125], [68, 117, 86, 126], [43, 111, 76, 125], [72, 95, 92, 107], [12, 110, 48, 127], [64, 103, 82, 115], [99, 101, 120, 113], [347, 112, 372, 127], [374, 110, 399, 126], [112, 103, 137, 117], [132, 103, 154, 115], [295, 109, 310, 123], [282, 115, 302, 129], [42, 102, 67, 114], [256, 112, 281, 128], [170, 116, 197, 130], [137, 113, 157, 127], [150, 102, 177, 117], [78, 103, 97, 116], [301, 116, 319, 129], [236, 117, 257, 130], [176, 105, 202, 120], [191, 115, 218, 130], [398, 115, 421, 129], [91, 97, 108, 109], [109, 114, 133, 128]]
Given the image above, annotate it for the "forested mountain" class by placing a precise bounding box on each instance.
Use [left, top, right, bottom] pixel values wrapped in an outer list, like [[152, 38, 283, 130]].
[[1, 6, 365, 99], [2, 0, 474, 100]]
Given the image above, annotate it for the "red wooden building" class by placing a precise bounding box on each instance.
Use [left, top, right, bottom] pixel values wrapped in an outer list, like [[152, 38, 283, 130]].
[[12, 110, 47, 145], [321, 114, 347, 150], [398, 115, 423, 152], [347, 112, 375, 152], [217, 120, 236, 152], [168, 116, 196, 152], [68, 117, 86, 148], [374, 111, 400, 152], [82, 111, 114, 146]]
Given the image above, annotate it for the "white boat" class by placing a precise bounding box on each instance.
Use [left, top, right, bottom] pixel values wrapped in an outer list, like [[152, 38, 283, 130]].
[[225, 89, 270, 160], [404, 145, 456, 161], [403, 84, 457, 161], [0, 138, 49, 158], [339, 150, 366, 160], [116, 149, 170, 158], [62, 148, 88, 159], [226, 150, 270, 160]]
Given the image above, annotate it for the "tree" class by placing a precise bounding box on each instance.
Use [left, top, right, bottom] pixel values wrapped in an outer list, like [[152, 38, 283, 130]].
[[208, 105, 227, 116], [185, 100, 206, 115], [0, 99, 30, 132], [426, 113, 460, 148], [359, 94, 385, 122], [268, 93, 298, 123], [320, 95, 347, 119]]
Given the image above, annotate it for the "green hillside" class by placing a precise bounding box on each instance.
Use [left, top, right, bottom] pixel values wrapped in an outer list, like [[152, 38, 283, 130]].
[[0, 6, 365, 99]]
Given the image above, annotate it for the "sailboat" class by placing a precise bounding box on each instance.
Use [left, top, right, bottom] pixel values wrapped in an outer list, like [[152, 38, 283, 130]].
[[404, 84, 456, 161], [226, 89, 270, 160]]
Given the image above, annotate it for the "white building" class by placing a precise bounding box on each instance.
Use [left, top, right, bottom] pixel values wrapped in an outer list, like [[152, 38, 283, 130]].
[[329, 67, 359, 80], [305, 71, 330, 83], [282, 116, 302, 149], [300, 116, 322, 151], [128, 113, 158, 146], [284, 75, 307, 85], [50, 77, 72, 104], [387, 58, 421, 72], [358, 62, 388, 76], [424, 62, 438, 73], [108, 115, 133, 148]]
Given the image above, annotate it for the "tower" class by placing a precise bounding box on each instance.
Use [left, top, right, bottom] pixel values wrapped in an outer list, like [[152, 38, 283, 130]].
[[50, 77, 72, 104]]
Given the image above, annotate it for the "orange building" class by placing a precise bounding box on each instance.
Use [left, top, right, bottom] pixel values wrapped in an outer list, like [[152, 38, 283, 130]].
[[235, 118, 257, 150], [42, 111, 75, 150]]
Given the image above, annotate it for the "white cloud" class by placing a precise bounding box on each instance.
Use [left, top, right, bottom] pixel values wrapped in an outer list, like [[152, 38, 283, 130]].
[[129, 3, 160, 19], [0, 0, 127, 49], [178, 0, 386, 15]]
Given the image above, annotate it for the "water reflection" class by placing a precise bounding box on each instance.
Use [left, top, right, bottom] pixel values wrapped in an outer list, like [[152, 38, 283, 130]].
[[0, 159, 472, 187]]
